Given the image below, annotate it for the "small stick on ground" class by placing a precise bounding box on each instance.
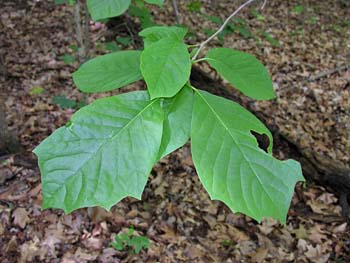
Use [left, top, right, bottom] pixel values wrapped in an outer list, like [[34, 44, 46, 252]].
[[308, 64, 350, 82]]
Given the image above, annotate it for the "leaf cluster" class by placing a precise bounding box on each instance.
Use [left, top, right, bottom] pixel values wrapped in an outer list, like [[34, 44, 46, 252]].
[[34, 21, 304, 222]]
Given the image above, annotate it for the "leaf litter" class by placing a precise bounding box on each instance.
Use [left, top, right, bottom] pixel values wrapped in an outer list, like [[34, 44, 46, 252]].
[[0, 0, 349, 262]]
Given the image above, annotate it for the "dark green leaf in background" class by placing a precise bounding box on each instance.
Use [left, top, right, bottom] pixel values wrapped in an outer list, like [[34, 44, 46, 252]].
[[73, 51, 142, 93], [139, 26, 187, 48], [144, 0, 164, 7], [87, 0, 131, 21]]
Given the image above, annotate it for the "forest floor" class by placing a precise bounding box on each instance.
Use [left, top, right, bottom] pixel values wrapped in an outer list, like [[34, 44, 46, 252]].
[[0, 0, 349, 262]]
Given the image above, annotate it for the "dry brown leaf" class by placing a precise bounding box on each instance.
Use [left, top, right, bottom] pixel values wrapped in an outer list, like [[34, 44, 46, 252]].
[[154, 181, 169, 198], [238, 240, 257, 255], [12, 207, 30, 229], [333, 222, 347, 233], [308, 225, 328, 244], [258, 218, 279, 235], [251, 247, 268, 263], [292, 224, 308, 239], [305, 244, 330, 263], [19, 236, 47, 263]]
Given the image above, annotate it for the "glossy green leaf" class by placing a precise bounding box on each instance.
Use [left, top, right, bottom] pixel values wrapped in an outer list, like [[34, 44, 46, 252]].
[[73, 51, 142, 93], [158, 85, 193, 159], [206, 48, 275, 100], [141, 38, 191, 99], [191, 89, 304, 223], [139, 26, 187, 48], [144, 0, 163, 7], [34, 91, 163, 213], [87, 0, 131, 21]]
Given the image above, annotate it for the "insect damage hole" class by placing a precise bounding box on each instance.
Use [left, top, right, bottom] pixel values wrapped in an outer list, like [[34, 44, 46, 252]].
[[250, 130, 270, 153]]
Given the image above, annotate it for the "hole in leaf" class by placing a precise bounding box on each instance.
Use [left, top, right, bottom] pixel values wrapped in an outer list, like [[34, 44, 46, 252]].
[[250, 130, 270, 153]]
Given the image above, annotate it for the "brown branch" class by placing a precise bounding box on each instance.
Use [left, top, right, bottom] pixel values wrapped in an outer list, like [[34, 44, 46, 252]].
[[74, 0, 87, 63]]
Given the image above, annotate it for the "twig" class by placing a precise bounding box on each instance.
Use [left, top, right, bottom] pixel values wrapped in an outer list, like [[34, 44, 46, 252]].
[[260, 0, 267, 10], [308, 64, 350, 82], [172, 0, 180, 24], [83, 1, 90, 58], [74, 0, 87, 63], [192, 0, 257, 60]]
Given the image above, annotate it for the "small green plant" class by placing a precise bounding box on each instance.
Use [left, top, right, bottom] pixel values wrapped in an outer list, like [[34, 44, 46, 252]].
[[308, 16, 318, 25], [251, 9, 265, 21], [262, 31, 280, 47], [129, 0, 157, 29], [59, 53, 76, 64], [29, 86, 45, 96], [34, 0, 304, 224], [187, 1, 202, 13], [203, 15, 252, 45], [345, 21, 350, 29], [104, 41, 120, 52], [111, 227, 150, 254], [292, 5, 305, 14], [116, 36, 132, 46], [52, 95, 87, 109]]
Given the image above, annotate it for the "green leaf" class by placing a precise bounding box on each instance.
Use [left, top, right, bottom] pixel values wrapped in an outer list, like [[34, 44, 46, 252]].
[[87, 0, 131, 21], [129, 1, 155, 29], [187, 1, 202, 13], [116, 36, 132, 46], [141, 38, 191, 99], [29, 86, 45, 96], [33, 91, 164, 213], [191, 89, 304, 223], [104, 42, 120, 52], [73, 51, 142, 93], [263, 32, 281, 47], [139, 26, 187, 48], [60, 54, 76, 64], [52, 95, 76, 109], [206, 48, 275, 100], [144, 0, 163, 7], [158, 85, 193, 159], [129, 236, 150, 254]]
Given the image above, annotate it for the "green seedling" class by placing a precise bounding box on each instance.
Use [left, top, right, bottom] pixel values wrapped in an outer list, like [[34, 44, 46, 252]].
[[111, 227, 150, 254]]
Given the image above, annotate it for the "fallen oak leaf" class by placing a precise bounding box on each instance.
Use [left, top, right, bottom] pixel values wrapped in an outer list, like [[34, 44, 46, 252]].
[[12, 207, 30, 229]]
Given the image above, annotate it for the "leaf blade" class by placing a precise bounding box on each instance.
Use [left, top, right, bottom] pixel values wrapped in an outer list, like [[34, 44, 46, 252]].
[[206, 48, 275, 100], [144, 0, 163, 7], [158, 85, 193, 159], [87, 0, 131, 21], [34, 91, 163, 213], [141, 38, 191, 99], [73, 51, 142, 93], [191, 90, 304, 223], [139, 26, 187, 48]]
